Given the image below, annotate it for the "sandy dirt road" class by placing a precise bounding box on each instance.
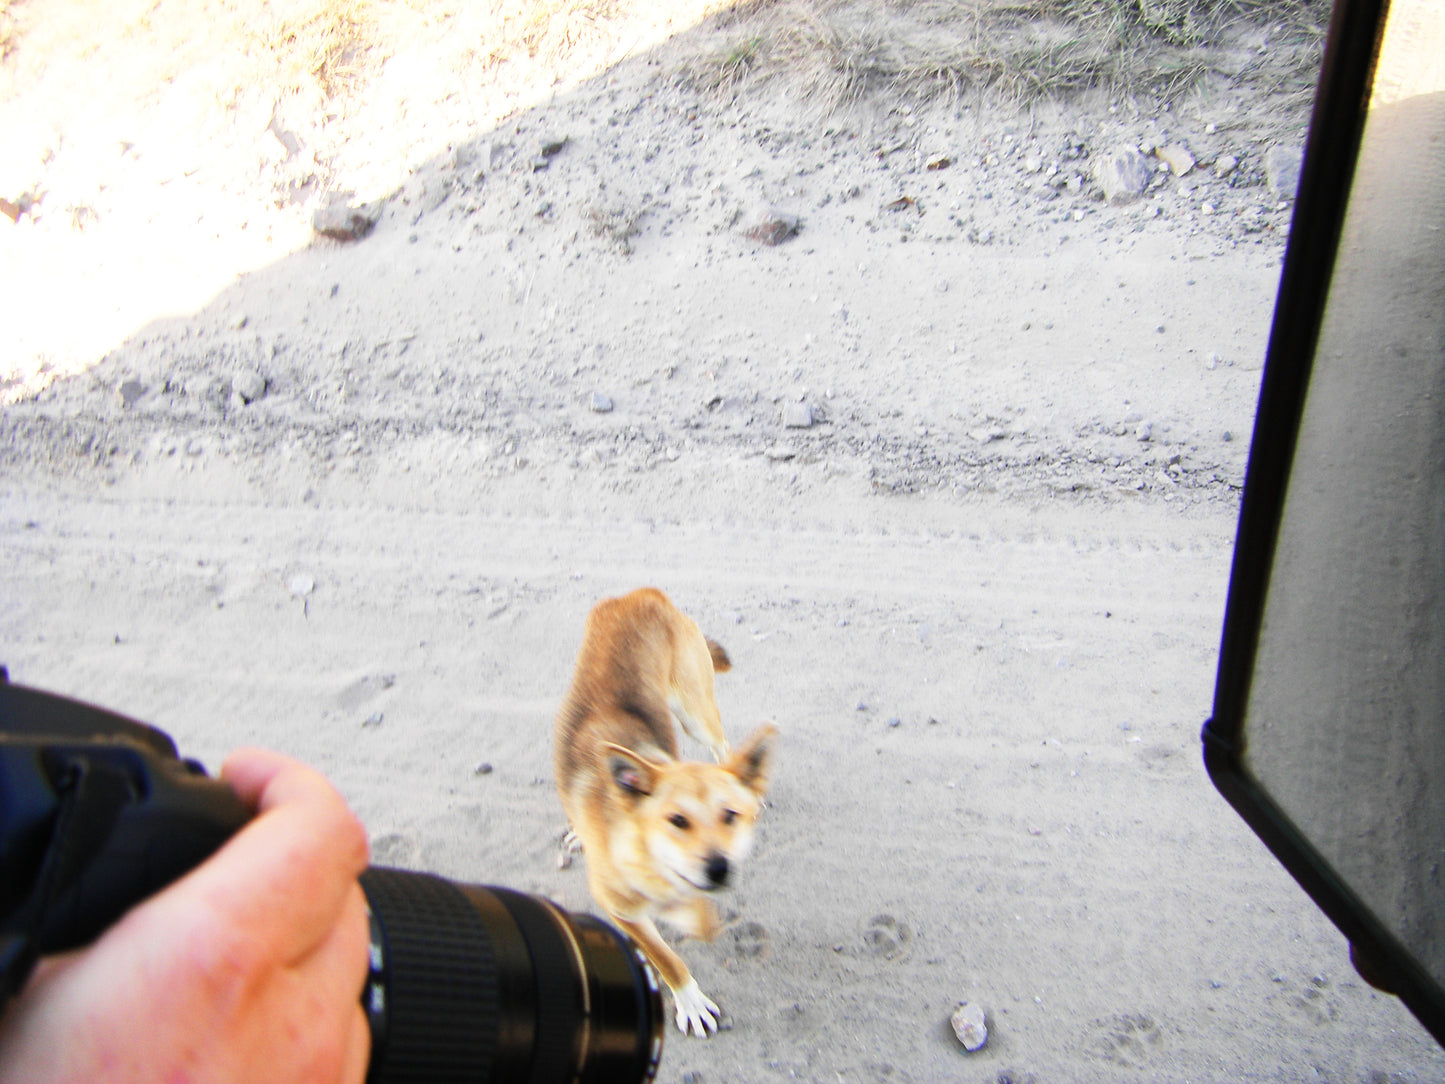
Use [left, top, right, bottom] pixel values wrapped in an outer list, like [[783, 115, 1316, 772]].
[[3, 481, 1442, 1083]]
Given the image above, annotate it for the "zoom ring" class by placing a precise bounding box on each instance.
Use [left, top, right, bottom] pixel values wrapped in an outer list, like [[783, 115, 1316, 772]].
[[360, 867, 501, 1084]]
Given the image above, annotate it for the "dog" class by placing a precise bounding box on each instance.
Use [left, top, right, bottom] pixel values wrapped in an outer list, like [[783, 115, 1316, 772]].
[[553, 587, 777, 1037]]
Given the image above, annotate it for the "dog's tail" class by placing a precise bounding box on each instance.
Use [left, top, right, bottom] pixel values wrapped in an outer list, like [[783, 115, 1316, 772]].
[[706, 638, 732, 673]]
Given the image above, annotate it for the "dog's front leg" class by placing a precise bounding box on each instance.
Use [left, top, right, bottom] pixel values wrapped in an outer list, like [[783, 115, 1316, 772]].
[[662, 894, 721, 942], [611, 914, 720, 1037]]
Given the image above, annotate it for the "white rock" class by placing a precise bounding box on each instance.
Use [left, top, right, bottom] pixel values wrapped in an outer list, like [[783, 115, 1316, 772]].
[[783, 402, 814, 429], [951, 1002, 988, 1052]]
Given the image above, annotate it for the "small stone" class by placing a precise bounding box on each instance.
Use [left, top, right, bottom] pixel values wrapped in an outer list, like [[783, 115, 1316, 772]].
[[233, 371, 267, 404], [744, 211, 799, 246], [951, 1002, 988, 1052], [475, 762, 494, 775], [1155, 143, 1196, 176], [0, 197, 20, 223], [590, 392, 614, 413], [1136, 422, 1154, 442], [117, 379, 146, 408], [764, 444, 797, 461], [887, 717, 901, 728], [783, 402, 814, 429], [1264, 144, 1304, 201], [362, 712, 383, 727], [1214, 154, 1238, 179], [288, 573, 315, 598]]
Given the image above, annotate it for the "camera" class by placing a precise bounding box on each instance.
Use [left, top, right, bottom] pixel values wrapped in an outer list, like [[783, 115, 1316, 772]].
[[0, 673, 664, 1083]]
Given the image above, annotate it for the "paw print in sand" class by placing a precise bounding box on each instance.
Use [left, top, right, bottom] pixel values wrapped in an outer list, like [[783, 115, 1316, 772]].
[[860, 914, 911, 961]]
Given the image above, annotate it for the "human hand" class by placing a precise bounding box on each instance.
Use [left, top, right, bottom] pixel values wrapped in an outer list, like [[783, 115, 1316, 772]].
[[0, 747, 372, 1084]]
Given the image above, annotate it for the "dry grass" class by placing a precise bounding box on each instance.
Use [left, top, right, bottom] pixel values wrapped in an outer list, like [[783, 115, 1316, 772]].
[[511, 0, 621, 67], [255, 0, 377, 98], [684, 0, 1326, 109], [0, 0, 20, 61]]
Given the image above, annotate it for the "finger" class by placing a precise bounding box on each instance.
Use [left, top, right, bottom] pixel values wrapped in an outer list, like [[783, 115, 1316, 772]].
[[221, 747, 351, 819]]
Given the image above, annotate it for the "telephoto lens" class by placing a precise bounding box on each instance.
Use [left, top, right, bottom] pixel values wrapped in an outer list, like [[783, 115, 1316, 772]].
[[360, 868, 664, 1084]]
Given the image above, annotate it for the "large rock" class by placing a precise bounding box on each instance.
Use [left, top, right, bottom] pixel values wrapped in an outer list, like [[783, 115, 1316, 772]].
[[1094, 148, 1153, 205], [312, 197, 382, 241]]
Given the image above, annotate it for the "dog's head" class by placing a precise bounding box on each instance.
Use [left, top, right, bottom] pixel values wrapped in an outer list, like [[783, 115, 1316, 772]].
[[604, 722, 777, 894]]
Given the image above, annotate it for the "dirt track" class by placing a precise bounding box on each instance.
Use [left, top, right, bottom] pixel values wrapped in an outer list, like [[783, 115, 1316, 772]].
[[5, 482, 1443, 1081]]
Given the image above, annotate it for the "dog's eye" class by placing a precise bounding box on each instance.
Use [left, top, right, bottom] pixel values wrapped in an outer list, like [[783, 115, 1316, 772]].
[[721, 809, 737, 826], [668, 813, 690, 830]]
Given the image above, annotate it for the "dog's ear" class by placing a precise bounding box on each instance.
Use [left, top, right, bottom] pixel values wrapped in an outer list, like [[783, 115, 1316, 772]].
[[603, 743, 660, 798], [725, 722, 777, 796]]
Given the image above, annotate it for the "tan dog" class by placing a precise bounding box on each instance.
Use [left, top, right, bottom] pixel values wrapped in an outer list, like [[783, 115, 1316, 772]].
[[553, 587, 777, 1037]]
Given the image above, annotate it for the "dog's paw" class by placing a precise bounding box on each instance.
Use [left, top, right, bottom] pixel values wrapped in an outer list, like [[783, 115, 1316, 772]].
[[672, 979, 721, 1037], [557, 829, 582, 870]]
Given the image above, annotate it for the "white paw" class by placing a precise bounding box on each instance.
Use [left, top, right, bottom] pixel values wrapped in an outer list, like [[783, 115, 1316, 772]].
[[672, 979, 721, 1037], [557, 829, 582, 870]]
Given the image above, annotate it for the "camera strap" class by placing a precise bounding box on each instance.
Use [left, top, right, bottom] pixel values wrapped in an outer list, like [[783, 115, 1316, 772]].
[[0, 754, 133, 1005]]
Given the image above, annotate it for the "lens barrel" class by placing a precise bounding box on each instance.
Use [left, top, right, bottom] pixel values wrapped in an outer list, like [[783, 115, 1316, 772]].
[[360, 867, 663, 1084]]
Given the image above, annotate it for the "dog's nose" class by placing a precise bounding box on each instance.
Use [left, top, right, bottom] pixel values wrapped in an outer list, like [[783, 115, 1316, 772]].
[[705, 853, 730, 888]]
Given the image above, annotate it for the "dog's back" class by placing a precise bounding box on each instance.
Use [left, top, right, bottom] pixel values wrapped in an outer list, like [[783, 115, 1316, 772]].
[[555, 587, 680, 784], [554, 587, 731, 808]]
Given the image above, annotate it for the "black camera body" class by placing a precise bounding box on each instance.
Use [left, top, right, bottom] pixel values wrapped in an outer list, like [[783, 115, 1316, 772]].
[[0, 678, 251, 995], [0, 674, 663, 1084]]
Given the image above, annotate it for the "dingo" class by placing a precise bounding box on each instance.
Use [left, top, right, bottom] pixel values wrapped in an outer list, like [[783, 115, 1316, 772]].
[[553, 587, 777, 1037]]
